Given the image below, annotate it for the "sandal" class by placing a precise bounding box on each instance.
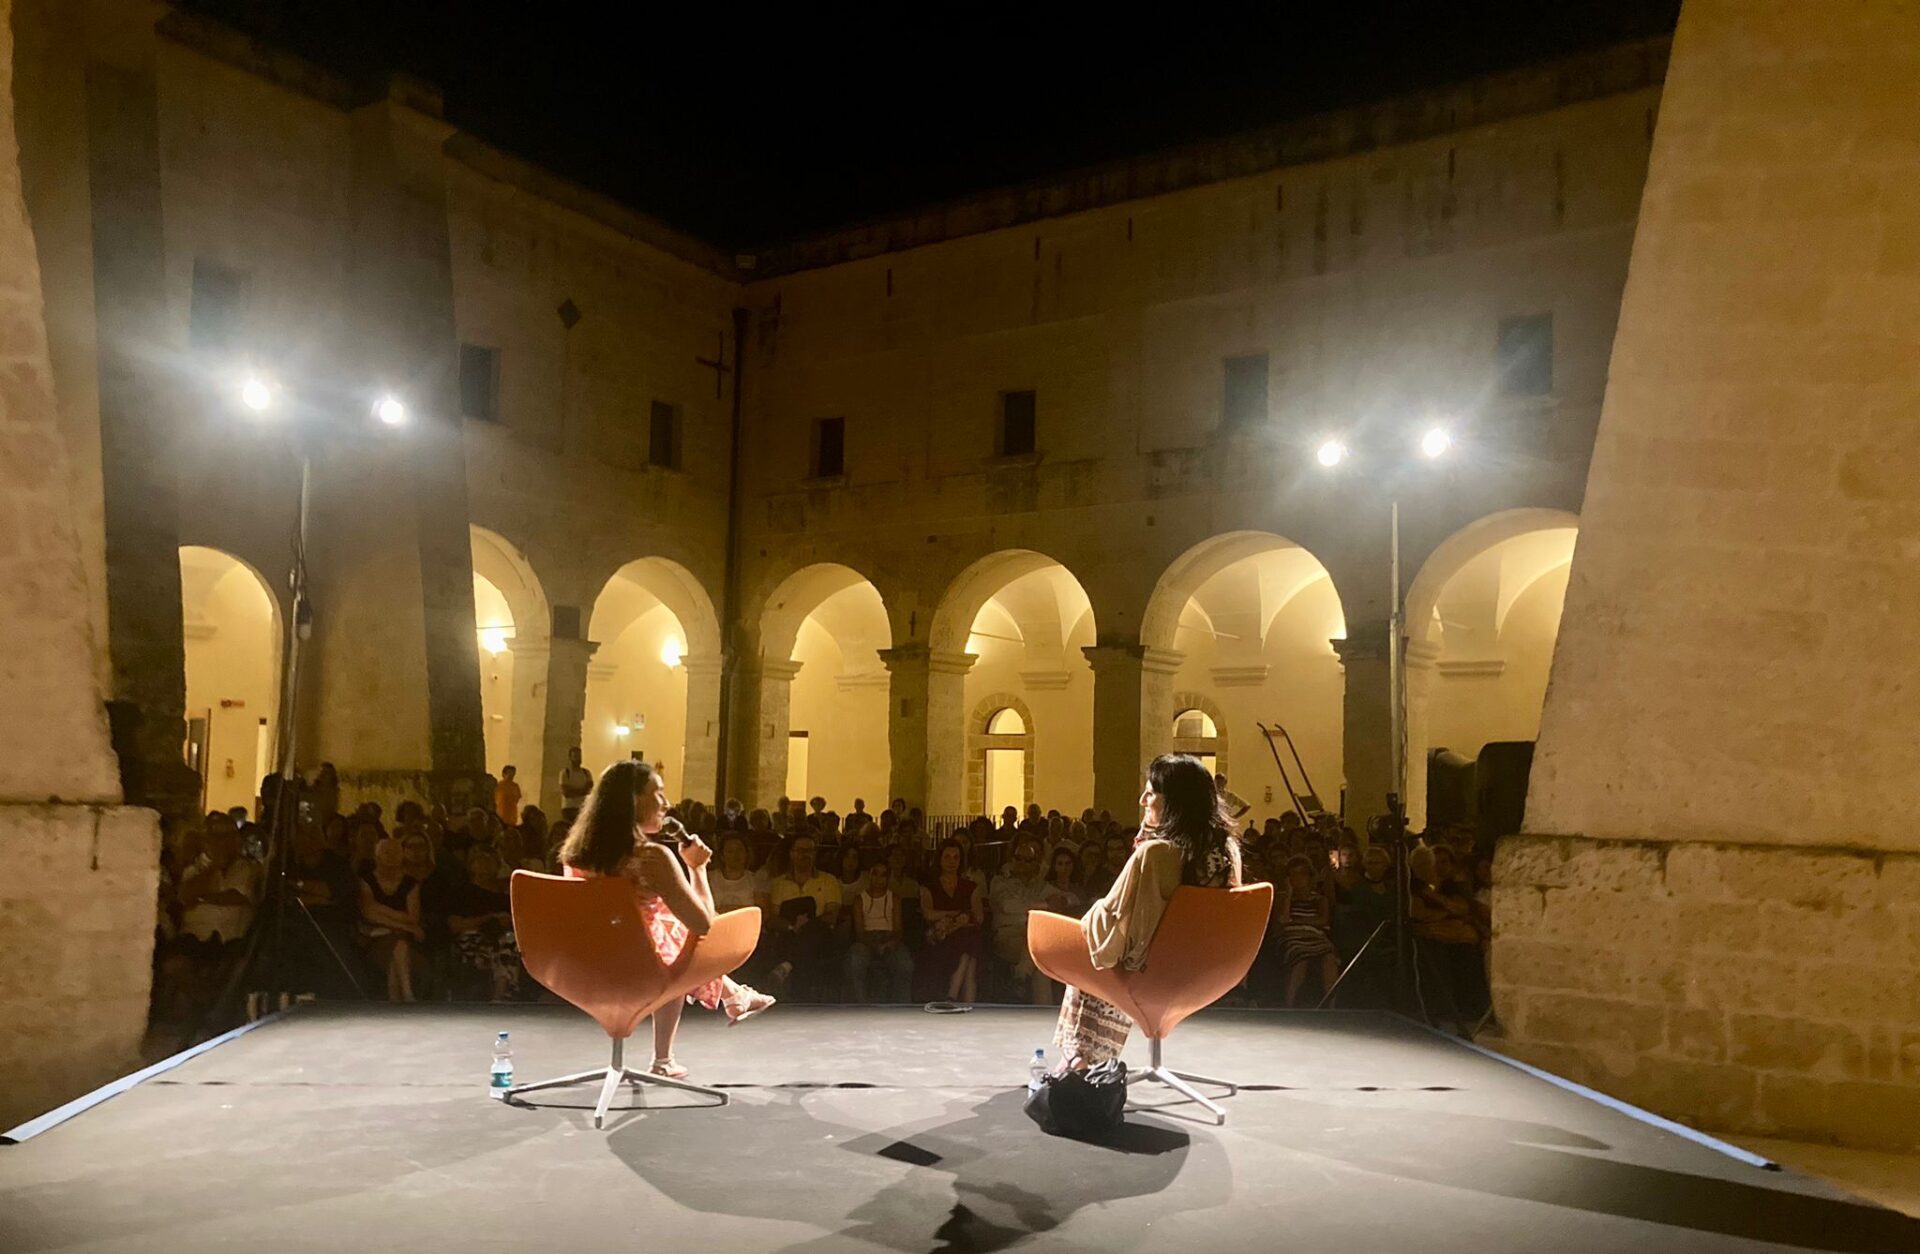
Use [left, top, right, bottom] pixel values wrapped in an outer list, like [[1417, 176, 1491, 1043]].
[[650, 1056, 690, 1081], [725, 985, 776, 1027]]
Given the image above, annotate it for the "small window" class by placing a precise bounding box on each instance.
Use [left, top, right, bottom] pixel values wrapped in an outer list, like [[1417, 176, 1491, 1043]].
[[460, 344, 499, 421], [987, 707, 1026, 735], [812, 416, 846, 478], [1223, 353, 1269, 427], [189, 260, 245, 350], [1173, 708, 1218, 739], [999, 390, 1037, 457], [648, 400, 680, 469], [1497, 314, 1553, 397]]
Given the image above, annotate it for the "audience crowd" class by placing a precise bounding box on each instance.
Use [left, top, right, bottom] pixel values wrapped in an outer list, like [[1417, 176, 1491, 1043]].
[[152, 762, 1495, 1034]]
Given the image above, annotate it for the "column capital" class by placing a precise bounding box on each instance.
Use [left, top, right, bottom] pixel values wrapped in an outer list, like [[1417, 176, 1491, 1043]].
[[547, 635, 601, 659], [879, 643, 976, 676], [743, 657, 804, 683], [1081, 643, 1184, 676], [1331, 622, 1393, 664], [506, 636, 551, 662], [680, 653, 724, 678]]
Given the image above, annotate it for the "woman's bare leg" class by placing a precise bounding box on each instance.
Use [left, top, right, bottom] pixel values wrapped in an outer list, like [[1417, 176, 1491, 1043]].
[[393, 939, 416, 1002], [1284, 961, 1307, 1008], [959, 955, 977, 1004], [651, 997, 684, 1063]]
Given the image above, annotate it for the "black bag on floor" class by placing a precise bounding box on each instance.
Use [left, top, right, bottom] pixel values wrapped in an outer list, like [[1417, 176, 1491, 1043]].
[[1023, 1060, 1128, 1141]]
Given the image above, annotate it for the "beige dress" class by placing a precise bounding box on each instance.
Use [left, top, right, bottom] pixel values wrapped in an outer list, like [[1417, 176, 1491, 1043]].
[[1052, 837, 1235, 1064]]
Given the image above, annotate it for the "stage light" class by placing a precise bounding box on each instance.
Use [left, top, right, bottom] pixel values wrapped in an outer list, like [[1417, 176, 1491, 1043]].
[[240, 375, 273, 413], [478, 627, 510, 656], [1419, 426, 1453, 459], [661, 639, 683, 667], [1315, 438, 1348, 469], [374, 394, 407, 426], [613, 722, 631, 738]]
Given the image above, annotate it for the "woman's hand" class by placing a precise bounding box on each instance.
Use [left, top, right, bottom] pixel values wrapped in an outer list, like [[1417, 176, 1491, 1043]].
[[680, 835, 712, 870]]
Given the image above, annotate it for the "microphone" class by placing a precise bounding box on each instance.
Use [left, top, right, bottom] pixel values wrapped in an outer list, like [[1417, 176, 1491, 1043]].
[[654, 815, 691, 846]]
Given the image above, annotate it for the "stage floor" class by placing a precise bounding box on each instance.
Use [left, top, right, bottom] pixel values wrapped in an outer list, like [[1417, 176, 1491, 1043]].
[[3, 1004, 1916, 1253]]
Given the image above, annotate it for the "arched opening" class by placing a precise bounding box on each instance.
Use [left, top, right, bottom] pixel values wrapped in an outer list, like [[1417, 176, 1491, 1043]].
[[1143, 532, 1345, 825], [1405, 510, 1579, 829], [973, 697, 1036, 816], [758, 562, 891, 811], [180, 546, 281, 816], [586, 557, 721, 793], [470, 526, 550, 786], [1171, 704, 1222, 777], [933, 551, 1096, 815]]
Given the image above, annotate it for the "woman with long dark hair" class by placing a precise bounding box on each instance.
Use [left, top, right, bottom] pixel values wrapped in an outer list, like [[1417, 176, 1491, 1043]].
[[557, 761, 774, 1080], [1053, 753, 1241, 1069]]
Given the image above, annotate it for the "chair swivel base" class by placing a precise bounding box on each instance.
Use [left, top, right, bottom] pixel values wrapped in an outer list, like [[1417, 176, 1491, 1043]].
[[501, 1038, 727, 1129], [1127, 1038, 1238, 1126]]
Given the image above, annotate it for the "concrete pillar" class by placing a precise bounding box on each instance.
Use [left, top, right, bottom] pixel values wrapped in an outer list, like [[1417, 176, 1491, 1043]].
[[1402, 640, 1443, 830], [298, 86, 484, 805], [536, 636, 597, 816], [0, 0, 161, 1128], [504, 638, 548, 796], [730, 659, 802, 809], [680, 653, 723, 805], [1333, 623, 1394, 831], [1082, 644, 1184, 816], [880, 644, 974, 814]]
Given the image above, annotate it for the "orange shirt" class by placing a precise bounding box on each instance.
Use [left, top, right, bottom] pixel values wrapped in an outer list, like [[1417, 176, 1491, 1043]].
[[494, 778, 522, 827]]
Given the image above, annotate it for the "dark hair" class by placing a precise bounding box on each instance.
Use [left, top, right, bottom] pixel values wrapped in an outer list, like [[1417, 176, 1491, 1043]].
[[1144, 753, 1238, 886], [936, 838, 966, 873], [559, 759, 656, 875], [1048, 846, 1078, 882], [716, 832, 749, 865]]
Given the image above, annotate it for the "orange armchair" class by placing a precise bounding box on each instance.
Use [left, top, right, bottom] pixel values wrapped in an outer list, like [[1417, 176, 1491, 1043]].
[[1028, 883, 1273, 1124], [502, 870, 761, 1128]]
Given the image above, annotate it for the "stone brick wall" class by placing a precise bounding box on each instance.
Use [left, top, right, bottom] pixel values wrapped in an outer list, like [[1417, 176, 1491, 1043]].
[[0, 0, 160, 1130], [1495, 835, 1920, 1151], [1507, 0, 1920, 1150]]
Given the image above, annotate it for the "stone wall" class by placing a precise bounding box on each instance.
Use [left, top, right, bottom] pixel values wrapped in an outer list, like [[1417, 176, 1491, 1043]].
[[1502, 0, 1920, 1150], [1496, 836, 1920, 1150], [0, 0, 159, 1131]]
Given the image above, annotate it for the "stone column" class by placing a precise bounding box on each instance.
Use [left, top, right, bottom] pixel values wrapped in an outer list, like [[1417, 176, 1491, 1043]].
[[729, 659, 802, 809], [879, 644, 975, 813], [504, 638, 549, 795], [1402, 639, 1443, 830], [0, 0, 161, 1127], [536, 636, 597, 816], [1082, 644, 1184, 816], [680, 654, 723, 805], [298, 85, 483, 809], [1333, 623, 1394, 831]]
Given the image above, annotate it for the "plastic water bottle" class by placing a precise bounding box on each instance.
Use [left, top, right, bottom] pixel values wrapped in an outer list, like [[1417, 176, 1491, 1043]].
[[1027, 1047, 1047, 1093], [490, 1031, 513, 1097]]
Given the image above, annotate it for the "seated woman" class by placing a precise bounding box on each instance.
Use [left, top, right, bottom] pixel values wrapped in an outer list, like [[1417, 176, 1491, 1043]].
[[1278, 854, 1339, 1007], [447, 846, 522, 1002], [357, 836, 425, 1002], [1040, 846, 1085, 917], [916, 839, 986, 1003], [558, 761, 774, 1081], [1054, 753, 1242, 1070]]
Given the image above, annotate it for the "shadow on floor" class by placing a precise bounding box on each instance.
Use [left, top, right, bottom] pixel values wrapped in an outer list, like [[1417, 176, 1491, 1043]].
[[1246, 1092, 1920, 1253], [608, 1088, 1223, 1252]]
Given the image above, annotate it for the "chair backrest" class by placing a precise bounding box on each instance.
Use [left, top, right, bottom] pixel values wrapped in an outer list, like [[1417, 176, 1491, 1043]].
[[1126, 883, 1274, 1038], [510, 870, 673, 1040]]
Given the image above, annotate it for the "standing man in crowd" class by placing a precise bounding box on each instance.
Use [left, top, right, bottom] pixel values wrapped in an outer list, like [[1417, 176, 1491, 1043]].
[[558, 747, 593, 822], [494, 764, 522, 828]]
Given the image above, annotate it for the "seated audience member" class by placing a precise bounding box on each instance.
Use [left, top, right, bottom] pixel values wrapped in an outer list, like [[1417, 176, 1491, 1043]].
[[1075, 840, 1107, 898], [988, 837, 1054, 1004], [358, 836, 425, 1002], [285, 815, 359, 997], [708, 833, 769, 914], [447, 846, 521, 1001], [767, 834, 843, 1000], [917, 839, 986, 1003], [835, 841, 866, 893], [348, 818, 382, 876], [516, 806, 549, 860], [1328, 843, 1398, 1007], [161, 816, 265, 1015], [847, 859, 913, 1002], [952, 825, 991, 889], [1279, 855, 1339, 1007], [1040, 846, 1084, 916], [1409, 844, 1491, 1030]]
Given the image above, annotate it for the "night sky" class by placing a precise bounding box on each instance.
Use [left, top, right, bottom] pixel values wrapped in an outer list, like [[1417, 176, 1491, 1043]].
[[178, 1, 1681, 248]]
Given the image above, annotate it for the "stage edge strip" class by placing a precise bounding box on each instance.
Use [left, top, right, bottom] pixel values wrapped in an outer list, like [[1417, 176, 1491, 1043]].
[[1, 1009, 295, 1145], [1395, 1014, 1779, 1171]]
